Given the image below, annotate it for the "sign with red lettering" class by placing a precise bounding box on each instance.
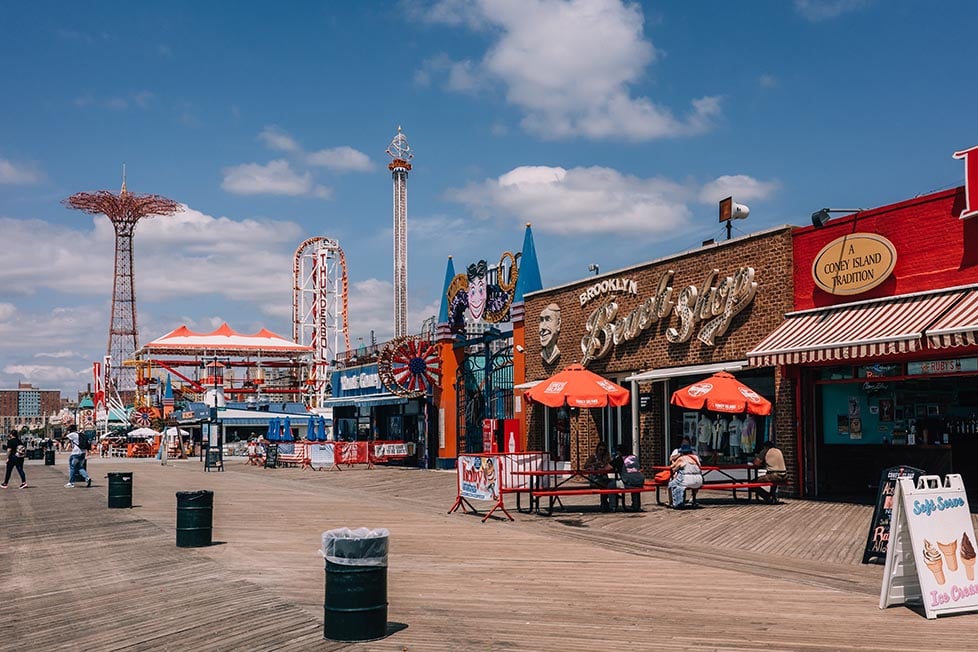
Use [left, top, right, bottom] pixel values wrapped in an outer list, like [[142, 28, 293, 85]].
[[863, 465, 923, 565], [457, 455, 501, 501], [953, 145, 978, 220]]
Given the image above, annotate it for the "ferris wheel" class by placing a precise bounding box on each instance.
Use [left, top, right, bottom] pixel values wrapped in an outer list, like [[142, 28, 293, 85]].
[[378, 336, 441, 397]]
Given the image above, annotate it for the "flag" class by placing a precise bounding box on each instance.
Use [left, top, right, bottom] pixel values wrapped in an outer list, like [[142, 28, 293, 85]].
[[93, 361, 105, 411]]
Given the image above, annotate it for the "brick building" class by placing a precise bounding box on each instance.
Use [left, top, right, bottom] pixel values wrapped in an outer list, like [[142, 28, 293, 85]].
[[0, 382, 62, 433], [522, 226, 797, 493]]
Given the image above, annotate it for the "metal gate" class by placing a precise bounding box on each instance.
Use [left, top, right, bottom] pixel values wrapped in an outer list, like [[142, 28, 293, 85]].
[[456, 342, 513, 454]]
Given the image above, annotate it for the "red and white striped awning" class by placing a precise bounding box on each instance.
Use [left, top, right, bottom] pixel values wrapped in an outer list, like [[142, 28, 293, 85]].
[[747, 289, 969, 367], [926, 289, 978, 348]]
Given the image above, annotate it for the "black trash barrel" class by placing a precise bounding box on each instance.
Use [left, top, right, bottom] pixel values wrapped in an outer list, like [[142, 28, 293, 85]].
[[322, 528, 389, 642], [107, 472, 133, 508], [44, 449, 55, 466], [176, 490, 213, 547]]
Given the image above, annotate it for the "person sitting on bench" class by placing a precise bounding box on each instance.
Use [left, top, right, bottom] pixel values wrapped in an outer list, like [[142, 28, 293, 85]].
[[752, 440, 787, 504], [583, 441, 614, 512], [668, 443, 703, 509], [609, 445, 644, 512]]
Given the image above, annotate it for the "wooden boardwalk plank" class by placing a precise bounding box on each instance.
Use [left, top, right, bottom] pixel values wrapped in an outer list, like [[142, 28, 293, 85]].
[[3, 458, 978, 651]]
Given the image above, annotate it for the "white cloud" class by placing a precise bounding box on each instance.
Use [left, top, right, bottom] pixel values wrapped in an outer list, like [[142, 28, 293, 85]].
[[416, 54, 486, 94], [34, 350, 79, 359], [307, 146, 374, 172], [794, 0, 872, 21], [698, 175, 781, 205], [0, 217, 112, 295], [0, 204, 315, 395], [0, 206, 303, 312], [417, 0, 721, 141], [259, 126, 301, 153], [446, 164, 694, 235], [445, 166, 780, 237], [72, 91, 155, 112], [0, 304, 105, 394], [221, 159, 332, 197], [0, 157, 42, 184], [759, 74, 778, 89]]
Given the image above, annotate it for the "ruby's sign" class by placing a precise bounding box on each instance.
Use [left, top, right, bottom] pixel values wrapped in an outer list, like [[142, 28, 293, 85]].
[[953, 144, 978, 220]]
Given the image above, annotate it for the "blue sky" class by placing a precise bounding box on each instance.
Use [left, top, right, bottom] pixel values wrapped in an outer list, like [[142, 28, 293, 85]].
[[1, 0, 977, 397]]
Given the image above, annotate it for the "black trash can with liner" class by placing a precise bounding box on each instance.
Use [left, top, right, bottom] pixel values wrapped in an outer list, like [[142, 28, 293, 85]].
[[107, 472, 133, 508], [321, 527, 389, 642], [44, 449, 55, 465], [176, 490, 213, 547]]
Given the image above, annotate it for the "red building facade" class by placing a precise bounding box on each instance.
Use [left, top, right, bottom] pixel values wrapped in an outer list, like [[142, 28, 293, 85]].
[[749, 185, 978, 498]]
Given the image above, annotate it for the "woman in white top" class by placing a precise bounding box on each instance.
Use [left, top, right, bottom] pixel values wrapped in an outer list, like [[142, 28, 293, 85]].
[[668, 443, 703, 509]]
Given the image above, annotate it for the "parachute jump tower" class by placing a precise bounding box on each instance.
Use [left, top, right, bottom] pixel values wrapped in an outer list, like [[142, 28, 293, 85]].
[[293, 236, 350, 407], [386, 126, 413, 338], [64, 170, 180, 394]]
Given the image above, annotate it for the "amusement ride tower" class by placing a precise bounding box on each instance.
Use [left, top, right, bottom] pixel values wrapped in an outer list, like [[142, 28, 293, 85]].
[[386, 126, 413, 338], [64, 171, 180, 394], [293, 236, 350, 407]]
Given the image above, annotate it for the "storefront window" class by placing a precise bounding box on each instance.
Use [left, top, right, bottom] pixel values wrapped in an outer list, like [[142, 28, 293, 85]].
[[818, 372, 978, 447]]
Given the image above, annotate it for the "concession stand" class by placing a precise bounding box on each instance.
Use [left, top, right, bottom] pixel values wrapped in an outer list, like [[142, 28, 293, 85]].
[[747, 163, 978, 499]]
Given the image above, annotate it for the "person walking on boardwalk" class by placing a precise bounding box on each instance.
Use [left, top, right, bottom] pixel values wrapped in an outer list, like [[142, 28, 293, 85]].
[[2, 429, 28, 489], [65, 424, 92, 488]]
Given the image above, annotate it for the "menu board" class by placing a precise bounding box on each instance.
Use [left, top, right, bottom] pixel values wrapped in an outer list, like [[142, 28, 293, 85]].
[[205, 448, 223, 472], [264, 443, 279, 468], [880, 474, 978, 619], [863, 465, 924, 564]]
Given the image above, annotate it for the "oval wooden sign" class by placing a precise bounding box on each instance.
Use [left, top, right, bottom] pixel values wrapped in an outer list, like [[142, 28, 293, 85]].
[[811, 233, 897, 296]]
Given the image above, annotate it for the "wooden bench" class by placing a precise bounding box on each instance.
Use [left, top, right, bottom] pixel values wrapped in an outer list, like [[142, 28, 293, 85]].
[[654, 480, 776, 506], [530, 486, 648, 515]]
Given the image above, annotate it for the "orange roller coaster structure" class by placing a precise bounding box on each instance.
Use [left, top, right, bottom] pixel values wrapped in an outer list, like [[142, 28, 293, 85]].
[[293, 236, 350, 407]]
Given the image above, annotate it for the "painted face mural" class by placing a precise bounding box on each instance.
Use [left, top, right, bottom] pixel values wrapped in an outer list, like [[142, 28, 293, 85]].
[[539, 303, 561, 364], [446, 254, 519, 332], [466, 261, 488, 321]]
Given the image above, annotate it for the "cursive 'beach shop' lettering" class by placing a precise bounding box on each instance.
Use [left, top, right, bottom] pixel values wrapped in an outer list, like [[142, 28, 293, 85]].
[[580, 267, 757, 364]]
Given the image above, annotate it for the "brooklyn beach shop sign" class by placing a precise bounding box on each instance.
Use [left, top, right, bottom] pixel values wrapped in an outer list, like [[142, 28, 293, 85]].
[[580, 267, 757, 365]]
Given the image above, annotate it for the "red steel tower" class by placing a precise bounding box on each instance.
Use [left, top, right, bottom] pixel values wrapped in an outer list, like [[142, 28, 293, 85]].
[[386, 126, 413, 338], [64, 173, 180, 393]]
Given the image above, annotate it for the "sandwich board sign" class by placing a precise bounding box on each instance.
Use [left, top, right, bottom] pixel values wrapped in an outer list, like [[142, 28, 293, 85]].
[[880, 474, 978, 619], [862, 465, 924, 564]]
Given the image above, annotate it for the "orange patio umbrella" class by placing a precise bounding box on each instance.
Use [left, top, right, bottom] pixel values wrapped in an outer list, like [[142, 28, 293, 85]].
[[670, 371, 771, 415], [525, 364, 630, 408]]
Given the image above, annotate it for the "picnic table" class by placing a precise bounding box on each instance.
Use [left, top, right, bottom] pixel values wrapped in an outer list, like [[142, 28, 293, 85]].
[[511, 468, 645, 515], [650, 463, 775, 506]]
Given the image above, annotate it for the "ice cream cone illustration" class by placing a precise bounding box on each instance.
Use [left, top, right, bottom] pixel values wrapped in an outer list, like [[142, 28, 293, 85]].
[[961, 533, 976, 581], [923, 539, 945, 585], [938, 540, 959, 572]]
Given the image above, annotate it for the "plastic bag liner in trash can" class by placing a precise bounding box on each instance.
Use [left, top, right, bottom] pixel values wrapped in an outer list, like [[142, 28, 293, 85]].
[[320, 527, 389, 642]]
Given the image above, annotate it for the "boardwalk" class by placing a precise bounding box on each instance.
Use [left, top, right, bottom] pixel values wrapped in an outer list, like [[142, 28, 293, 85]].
[[4, 456, 977, 651]]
